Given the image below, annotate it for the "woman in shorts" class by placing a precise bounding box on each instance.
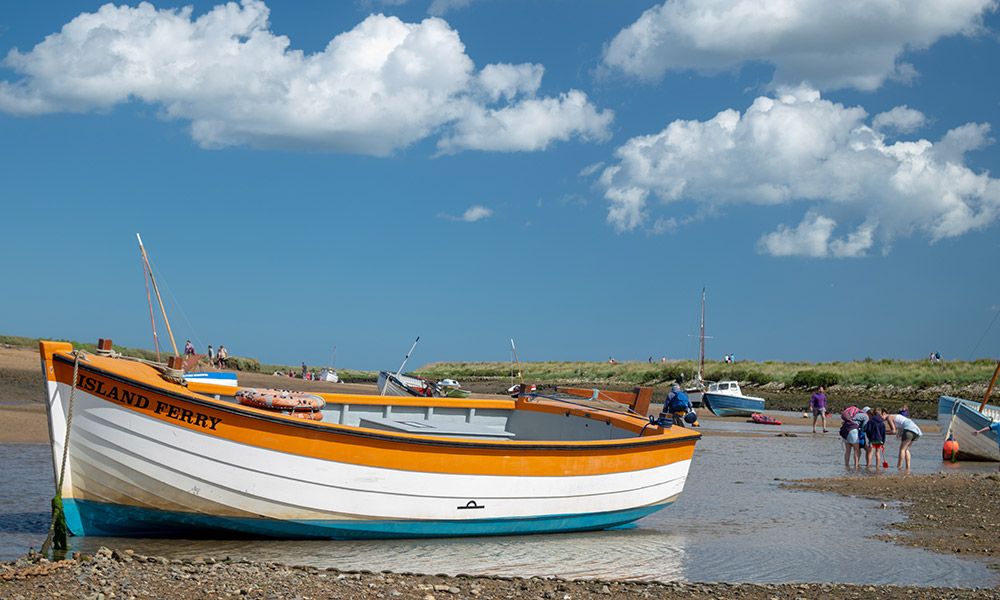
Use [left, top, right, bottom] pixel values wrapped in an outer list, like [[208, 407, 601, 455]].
[[885, 410, 922, 470]]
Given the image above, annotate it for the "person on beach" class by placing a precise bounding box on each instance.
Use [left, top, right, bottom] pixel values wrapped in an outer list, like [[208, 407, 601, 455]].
[[899, 404, 909, 417], [864, 407, 886, 468], [810, 386, 827, 433], [207, 345, 214, 365], [662, 383, 697, 427], [184, 340, 195, 356], [972, 421, 1000, 472], [884, 410, 922, 470], [839, 406, 869, 468], [217, 345, 228, 369]]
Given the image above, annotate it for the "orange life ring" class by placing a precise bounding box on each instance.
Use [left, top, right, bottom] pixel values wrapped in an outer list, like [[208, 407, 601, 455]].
[[236, 388, 326, 412], [288, 410, 324, 421]]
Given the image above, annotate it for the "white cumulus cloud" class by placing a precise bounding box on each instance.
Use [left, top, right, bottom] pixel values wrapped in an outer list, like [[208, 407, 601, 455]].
[[596, 87, 1000, 258], [439, 204, 493, 222], [602, 0, 997, 91], [873, 106, 927, 134], [0, 0, 612, 156]]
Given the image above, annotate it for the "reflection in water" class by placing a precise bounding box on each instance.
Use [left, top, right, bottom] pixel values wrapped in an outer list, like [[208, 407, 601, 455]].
[[4, 417, 999, 587], [70, 529, 688, 582]]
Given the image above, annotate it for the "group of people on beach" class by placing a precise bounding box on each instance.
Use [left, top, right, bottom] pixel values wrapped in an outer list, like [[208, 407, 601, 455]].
[[809, 386, 922, 470], [839, 406, 921, 470], [206, 344, 228, 369]]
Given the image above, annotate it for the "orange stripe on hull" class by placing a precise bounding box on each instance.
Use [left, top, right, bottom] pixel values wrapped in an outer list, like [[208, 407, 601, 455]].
[[49, 351, 696, 478]]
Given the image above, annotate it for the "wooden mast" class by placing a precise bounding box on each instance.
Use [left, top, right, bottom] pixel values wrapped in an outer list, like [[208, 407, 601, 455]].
[[137, 233, 179, 356], [978, 360, 1000, 413]]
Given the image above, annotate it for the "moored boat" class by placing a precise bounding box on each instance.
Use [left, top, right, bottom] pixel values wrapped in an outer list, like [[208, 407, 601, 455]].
[[938, 360, 1000, 462], [377, 370, 442, 397], [939, 395, 1000, 461], [40, 338, 700, 539], [438, 378, 471, 398], [702, 381, 766, 417]]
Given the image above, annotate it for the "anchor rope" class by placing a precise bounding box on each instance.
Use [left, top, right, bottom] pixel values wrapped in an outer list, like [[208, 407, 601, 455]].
[[41, 351, 82, 556]]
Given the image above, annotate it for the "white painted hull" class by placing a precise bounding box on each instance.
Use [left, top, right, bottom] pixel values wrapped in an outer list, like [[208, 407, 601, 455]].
[[41, 344, 698, 539], [939, 395, 1000, 462]]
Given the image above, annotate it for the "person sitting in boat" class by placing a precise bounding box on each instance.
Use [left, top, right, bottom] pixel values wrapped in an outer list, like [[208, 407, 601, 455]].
[[662, 383, 698, 427]]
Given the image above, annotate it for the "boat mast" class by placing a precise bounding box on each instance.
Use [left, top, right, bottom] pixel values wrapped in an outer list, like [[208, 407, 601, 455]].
[[699, 287, 706, 384], [511, 338, 523, 383], [396, 336, 419, 376], [979, 359, 1000, 412], [137, 233, 179, 357]]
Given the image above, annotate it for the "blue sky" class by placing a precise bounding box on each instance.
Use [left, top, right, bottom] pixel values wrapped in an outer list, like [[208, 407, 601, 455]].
[[1, 0, 998, 371]]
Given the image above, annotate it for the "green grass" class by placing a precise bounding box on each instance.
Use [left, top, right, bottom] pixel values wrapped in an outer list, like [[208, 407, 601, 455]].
[[8, 335, 996, 390], [414, 358, 999, 390]]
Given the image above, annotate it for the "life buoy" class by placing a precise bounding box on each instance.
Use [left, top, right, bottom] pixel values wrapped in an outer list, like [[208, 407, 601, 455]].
[[288, 410, 324, 421], [236, 388, 326, 412]]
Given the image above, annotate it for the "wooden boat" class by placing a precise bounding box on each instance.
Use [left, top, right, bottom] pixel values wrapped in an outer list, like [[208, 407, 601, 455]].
[[702, 381, 765, 417], [39, 338, 700, 539], [377, 370, 442, 397], [938, 360, 1000, 462], [939, 398, 1000, 461]]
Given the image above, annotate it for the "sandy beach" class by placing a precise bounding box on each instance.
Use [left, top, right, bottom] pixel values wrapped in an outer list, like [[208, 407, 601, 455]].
[[2, 344, 996, 598]]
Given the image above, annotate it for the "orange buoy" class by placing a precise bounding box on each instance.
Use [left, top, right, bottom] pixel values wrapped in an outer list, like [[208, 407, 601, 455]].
[[943, 438, 959, 460], [236, 388, 325, 412]]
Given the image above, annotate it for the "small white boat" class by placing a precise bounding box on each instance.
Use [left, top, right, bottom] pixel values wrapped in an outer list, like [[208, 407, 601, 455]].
[[939, 395, 1000, 461], [938, 361, 1000, 462], [378, 370, 442, 397], [702, 381, 766, 417]]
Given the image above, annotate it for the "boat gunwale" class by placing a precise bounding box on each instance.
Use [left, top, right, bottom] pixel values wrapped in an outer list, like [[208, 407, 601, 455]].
[[50, 352, 702, 451]]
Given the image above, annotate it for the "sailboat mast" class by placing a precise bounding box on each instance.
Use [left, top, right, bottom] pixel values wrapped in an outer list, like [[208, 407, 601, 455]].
[[979, 359, 1000, 412], [699, 287, 706, 382], [137, 233, 179, 356], [511, 338, 523, 383], [142, 255, 161, 362]]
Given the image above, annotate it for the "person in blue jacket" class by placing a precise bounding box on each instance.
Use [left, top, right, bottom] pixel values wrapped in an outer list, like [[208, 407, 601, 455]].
[[662, 383, 697, 427]]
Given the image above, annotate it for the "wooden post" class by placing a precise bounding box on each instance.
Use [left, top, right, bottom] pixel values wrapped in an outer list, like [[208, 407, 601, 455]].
[[167, 355, 185, 370], [97, 338, 112, 352]]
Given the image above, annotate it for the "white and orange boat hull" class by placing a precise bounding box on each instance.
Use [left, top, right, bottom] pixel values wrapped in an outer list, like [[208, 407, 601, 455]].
[[40, 341, 699, 539]]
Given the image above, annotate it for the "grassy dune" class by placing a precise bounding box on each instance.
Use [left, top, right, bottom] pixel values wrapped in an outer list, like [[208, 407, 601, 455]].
[[5, 334, 997, 392], [415, 357, 999, 391]]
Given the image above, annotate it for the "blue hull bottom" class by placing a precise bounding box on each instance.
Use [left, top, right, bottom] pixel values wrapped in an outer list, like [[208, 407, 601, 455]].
[[63, 498, 672, 540], [703, 393, 765, 417]]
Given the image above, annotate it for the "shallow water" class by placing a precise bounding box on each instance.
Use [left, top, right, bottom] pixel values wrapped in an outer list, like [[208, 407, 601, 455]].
[[2, 413, 998, 586]]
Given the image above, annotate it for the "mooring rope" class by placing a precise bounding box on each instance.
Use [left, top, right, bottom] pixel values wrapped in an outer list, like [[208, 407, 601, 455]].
[[93, 345, 185, 384], [40, 351, 82, 556]]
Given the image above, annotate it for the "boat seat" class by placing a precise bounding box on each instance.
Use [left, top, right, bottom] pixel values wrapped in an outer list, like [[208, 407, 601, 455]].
[[358, 417, 515, 440]]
